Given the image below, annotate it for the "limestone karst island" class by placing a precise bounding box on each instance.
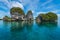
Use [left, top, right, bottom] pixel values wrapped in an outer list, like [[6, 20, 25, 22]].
[[3, 7, 33, 21], [3, 7, 58, 22]]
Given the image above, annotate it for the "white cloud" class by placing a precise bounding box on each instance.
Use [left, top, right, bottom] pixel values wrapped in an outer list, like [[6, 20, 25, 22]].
[[33, 12, 47, 18], [19, 0, 40, 11], [50, 10, 60, 13], [0, 0, 24, 9], [10, 1, 24, 9], [0, 0, 24, 18], [19, 0, 32, 6], [0, 11, 6, 18], [57, 14, 60, 17], [0, 0, 11, 9], [43, 5, 55, 10], [46, 6, 54, 9], [37, 10, 60, 14], [41, 0, 53, 7], [36, 10, 60, 17], [37, 12, 47, 15], [0, 11, 11, 19]]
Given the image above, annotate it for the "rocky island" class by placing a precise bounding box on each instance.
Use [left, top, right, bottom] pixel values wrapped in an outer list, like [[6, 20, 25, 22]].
[[3, 7, 33, 21]]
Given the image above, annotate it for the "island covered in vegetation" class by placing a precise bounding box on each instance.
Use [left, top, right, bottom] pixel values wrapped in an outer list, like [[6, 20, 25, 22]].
[[36, 12, 58, 22], [3, 7, 58, 22]]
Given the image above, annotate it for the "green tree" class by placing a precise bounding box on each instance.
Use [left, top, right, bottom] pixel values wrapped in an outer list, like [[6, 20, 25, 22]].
[[10, 7, 25, 15], [36, 12, 58, 22], [46, 12, 57, 21]]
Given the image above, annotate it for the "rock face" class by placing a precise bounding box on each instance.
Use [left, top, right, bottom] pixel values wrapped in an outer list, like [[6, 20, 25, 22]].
[[3, 16, 11, 21], [26, 10, 33, 21], [10, 7, 33, 21], [11, 12, 25, 20], [36, 16, 42, 22], [10, 7, 25, 21]]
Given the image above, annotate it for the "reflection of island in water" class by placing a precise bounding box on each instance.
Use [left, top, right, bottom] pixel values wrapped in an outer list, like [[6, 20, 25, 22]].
[[36, 21, 57, 28], [10, 21, 58, 32], [10, 21, 33, 32], [2, 21, 58, 40]]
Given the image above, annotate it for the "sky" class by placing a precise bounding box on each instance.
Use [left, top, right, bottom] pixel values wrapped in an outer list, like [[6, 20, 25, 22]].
[[0, 0, 60, 18]]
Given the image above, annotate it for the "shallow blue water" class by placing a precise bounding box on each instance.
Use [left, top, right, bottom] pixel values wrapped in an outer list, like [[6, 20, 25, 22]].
[[0, 17, 60, 40]]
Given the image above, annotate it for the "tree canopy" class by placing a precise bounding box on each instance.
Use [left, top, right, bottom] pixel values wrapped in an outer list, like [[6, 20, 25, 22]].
[[46, 12, 57, 21], [10, 7, 25, 15], [36, 12, 58, 22]]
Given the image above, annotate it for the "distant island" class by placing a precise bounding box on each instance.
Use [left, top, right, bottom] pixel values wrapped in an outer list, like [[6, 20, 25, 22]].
[[3, 7, 58, 22]]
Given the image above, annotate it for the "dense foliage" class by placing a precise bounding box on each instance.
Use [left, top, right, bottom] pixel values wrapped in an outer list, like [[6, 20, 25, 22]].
[[10, 7, 25, 15], [46, 12, 57, 21], [36, 12, 58, 22], [3, 16, 11, 21]]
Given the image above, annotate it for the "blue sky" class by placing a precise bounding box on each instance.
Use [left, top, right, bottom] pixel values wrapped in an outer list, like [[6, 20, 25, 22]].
[[0, 0, 60, 18]]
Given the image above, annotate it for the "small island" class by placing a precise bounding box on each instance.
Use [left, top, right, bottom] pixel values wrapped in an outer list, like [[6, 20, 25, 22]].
[[36, 12, 58, 22]]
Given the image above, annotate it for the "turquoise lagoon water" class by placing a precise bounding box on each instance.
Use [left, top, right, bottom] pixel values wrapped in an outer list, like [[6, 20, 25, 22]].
[[0, 17, 60, 40]]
